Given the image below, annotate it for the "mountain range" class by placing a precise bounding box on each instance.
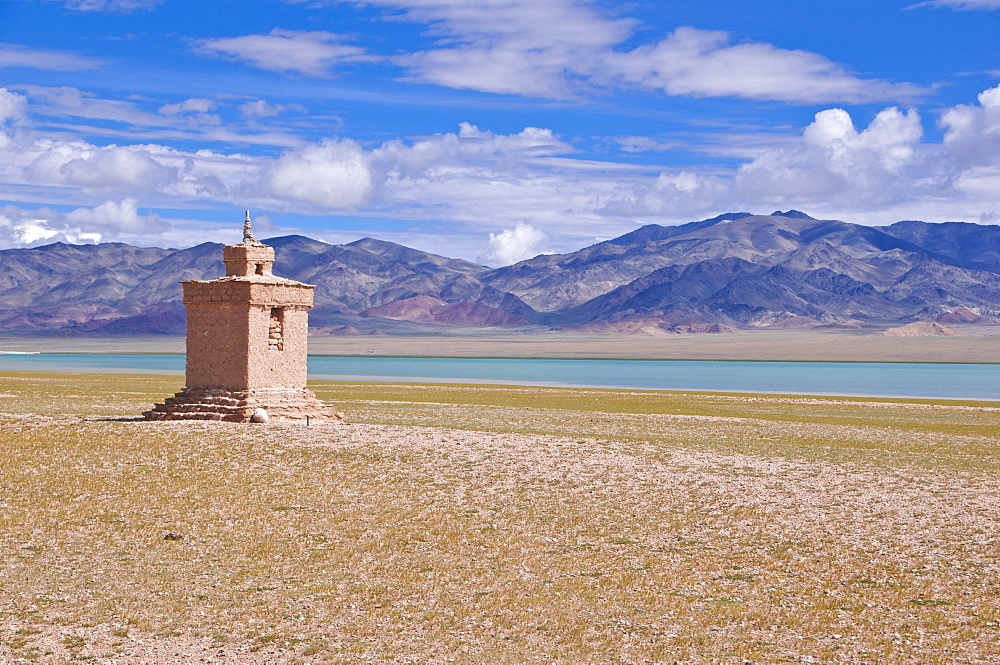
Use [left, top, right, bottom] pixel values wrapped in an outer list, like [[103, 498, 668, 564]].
[[2, 210, 999, 336]]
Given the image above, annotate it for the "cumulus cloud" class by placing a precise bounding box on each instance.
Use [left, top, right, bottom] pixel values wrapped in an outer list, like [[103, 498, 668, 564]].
[[0, 43, 105, 71], [365, 123, 603, 242], [0, 200, 161, 249], [733, 107, 926, 205], [371, 123, 573, 180], [0, 88, 27, 124], [63, 198, 158, 233], [481, 222, 547, 266], [595, 170, 731, 219], [23, 142, 181, 193], [3, 83, 1000, 257], [590, 91, 1000, 225], [333, 0, 922, 104], [0, 199, 190, 250], [195, 29, 374, 77], [265, 139, 373, 208], [604, 106, 932, 218], [941, 84, 1000, 166]]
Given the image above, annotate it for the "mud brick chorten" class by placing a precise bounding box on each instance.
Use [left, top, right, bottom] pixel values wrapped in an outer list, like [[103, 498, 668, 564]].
[[144, 211, 341, 422]]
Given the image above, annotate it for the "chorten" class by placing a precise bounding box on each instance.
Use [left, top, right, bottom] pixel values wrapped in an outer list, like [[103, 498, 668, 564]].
[[144, 211, 342, 422]]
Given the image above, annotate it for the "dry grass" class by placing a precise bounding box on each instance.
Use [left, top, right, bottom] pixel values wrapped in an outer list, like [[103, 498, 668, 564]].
[[0, 371, 998, 663]]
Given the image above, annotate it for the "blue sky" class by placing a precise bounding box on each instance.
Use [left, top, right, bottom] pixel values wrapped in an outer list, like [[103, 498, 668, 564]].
[[0, 0, 998, 264]]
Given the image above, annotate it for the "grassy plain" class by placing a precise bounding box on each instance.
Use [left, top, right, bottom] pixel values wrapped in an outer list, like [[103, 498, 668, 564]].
[[0, 371, 998, 663]]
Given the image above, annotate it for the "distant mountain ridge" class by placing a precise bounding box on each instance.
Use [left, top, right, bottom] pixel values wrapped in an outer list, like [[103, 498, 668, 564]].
[[1, 211, 998, 335]]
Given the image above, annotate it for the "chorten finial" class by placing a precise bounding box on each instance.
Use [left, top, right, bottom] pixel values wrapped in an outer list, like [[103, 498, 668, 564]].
[[243, 209, 255, 243]]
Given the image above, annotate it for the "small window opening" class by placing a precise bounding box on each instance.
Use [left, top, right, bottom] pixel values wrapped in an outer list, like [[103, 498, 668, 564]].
[[255, 263, 265, 275], [268, 307, 284, 351]]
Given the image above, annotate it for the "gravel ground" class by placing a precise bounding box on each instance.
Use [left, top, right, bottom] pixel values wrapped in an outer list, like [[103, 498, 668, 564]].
[[0, 376, 998, 663]]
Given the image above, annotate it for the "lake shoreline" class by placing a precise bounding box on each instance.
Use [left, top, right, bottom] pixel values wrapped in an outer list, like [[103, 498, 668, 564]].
[[2, 327, 1000, 363], [5, 349, 999, 365], [2, 361, 999, 403]]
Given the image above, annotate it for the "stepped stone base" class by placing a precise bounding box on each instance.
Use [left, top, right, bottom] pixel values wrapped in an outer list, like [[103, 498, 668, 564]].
[[143, 388, 344, 423]]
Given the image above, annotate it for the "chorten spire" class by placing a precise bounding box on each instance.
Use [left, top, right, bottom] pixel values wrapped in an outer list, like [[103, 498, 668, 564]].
[[243, 209, 255, 243]]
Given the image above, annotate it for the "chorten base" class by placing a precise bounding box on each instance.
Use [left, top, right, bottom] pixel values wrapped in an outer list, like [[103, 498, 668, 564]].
[[143, 387, 344, 423]]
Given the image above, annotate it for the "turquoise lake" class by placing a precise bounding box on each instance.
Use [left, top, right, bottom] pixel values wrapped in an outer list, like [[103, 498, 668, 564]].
[[0, 353, 997, 400]]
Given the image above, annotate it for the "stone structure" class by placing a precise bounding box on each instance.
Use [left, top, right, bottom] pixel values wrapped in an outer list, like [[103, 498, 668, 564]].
[[144, 212, 342, 422]]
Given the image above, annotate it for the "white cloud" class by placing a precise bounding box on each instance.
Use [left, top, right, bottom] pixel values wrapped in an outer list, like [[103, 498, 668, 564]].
[[733, 106, 926, 205], [16, 85, 305, 146], [941, 84, 1000, 166], [371, 123, 573, 180], [364, 124, 608, 244], [0, 199, 189, 249], [613, 136, 681, 153], [10, 220, 60, 245], [0, 88, 27, 124], [0, 201, 148, 249], [3, 83, 1000, 258], [606, 27, 923, 104], [390, 0, 632, 98], [239, 99, 307, 118], [594, 169, 731, 219], [264, 139, 373, 208], [23, 142, 181, 193], [334, 0, 923, 104], [481, 221, 546, 266], [158, 98, 217, 115], [195, 29, 375, 77], [906, 0, 1000, 9], [24, 85, 169, 126], [605, 106, 933, 218], [583, 89, 1000, 225], [61, 0, 162, 10], [0, 43, 105, 71], [64, 198, 157, 233]]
